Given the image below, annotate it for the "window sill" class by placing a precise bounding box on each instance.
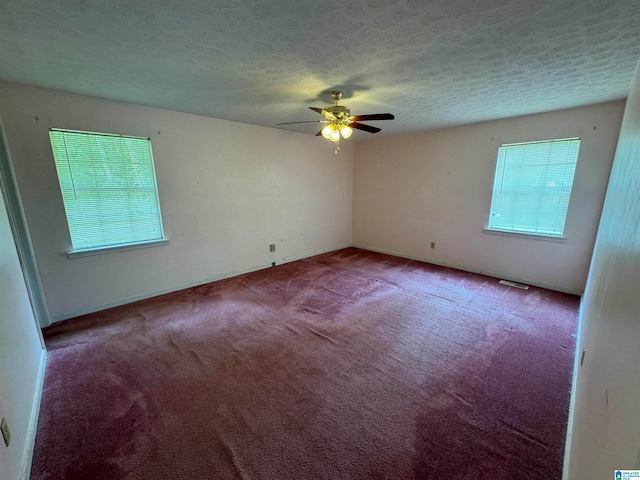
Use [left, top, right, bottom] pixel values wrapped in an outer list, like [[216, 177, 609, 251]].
[[483, 228, 567, 243], [67, 238, 169, 259]]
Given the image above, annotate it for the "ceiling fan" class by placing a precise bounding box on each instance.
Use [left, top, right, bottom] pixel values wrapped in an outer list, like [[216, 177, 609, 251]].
[[277, 90, 395, 154]]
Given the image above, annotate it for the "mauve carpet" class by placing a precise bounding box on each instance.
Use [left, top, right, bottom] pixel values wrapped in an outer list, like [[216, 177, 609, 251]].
[[31, 248, 578, 479]]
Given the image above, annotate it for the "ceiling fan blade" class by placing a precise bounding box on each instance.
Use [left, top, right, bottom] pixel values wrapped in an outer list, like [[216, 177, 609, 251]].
[[309, 107, 324, 115], [315, 128, 324, 136], [350, 113, 395, 121], [350, 122, 382, 134], [276, 120, 327, 125]]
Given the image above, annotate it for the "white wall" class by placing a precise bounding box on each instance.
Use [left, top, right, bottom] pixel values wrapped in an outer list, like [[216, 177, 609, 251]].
[[0, 173, 46, 479], [353, 101, 624, 293], [565, 63, 640, 477], [0, 81, 353, 323]]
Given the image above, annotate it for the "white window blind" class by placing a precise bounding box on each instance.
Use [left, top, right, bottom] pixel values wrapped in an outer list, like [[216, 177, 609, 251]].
[[49, 129, 165, 252], [487, 137, 580, 237]]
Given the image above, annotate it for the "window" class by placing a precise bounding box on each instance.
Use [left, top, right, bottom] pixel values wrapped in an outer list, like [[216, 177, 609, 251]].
[[486, 137, 580, 238], [49, 129, 166, 255]]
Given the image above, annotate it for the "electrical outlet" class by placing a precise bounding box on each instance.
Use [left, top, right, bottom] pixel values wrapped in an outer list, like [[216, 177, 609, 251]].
[[1, 417, 10, 447], [430, 242, 435, 249], [269, 243, 276, 252]]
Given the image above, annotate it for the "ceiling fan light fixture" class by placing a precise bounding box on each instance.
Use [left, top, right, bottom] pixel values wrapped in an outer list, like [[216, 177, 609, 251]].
[[339, 124, 353, 139], [322, 122, 342, 141], [322, 122, 352, 141], [329, 126, 341, 142]]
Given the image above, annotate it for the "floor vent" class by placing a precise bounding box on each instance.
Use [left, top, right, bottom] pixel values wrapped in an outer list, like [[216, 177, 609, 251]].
[[499, 280, 529, 290]]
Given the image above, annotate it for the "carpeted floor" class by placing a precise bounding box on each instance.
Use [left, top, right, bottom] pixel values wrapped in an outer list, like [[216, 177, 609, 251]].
[[31, 248, 579, 479]]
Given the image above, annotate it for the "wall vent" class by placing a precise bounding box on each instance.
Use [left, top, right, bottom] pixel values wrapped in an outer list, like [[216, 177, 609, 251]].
[[499, 279, 529, 290]]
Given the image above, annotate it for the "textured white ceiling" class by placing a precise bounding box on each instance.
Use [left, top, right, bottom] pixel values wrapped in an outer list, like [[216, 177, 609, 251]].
[[1, 0, 639, 138]]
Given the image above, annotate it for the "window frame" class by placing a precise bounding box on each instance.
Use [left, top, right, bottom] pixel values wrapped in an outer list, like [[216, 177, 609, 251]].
[[49, 128, 168, 258], [484, 137, 581, 241]]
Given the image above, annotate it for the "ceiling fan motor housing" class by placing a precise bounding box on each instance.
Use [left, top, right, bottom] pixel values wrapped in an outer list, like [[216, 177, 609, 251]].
[[324, 104, 351, 120]]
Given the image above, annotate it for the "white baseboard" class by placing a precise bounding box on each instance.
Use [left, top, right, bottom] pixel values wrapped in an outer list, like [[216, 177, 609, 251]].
[[49, 243, 352, 324], [50, 242, 580, 323], [352, 243, 583, 296], [20, 348, 47, 480], [278, 243, 352, 265], [562, 297, 586, 479]]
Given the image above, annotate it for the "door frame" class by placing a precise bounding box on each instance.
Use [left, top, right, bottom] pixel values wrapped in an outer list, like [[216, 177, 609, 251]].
[[0, 118, 51, 330]]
